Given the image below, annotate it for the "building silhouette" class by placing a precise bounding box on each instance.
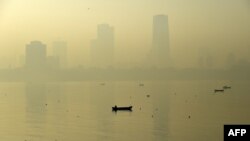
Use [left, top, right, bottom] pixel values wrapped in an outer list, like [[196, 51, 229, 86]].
[[150, 14, 171, 68], [25, 41, 47, 70], [53, 41, 67, 68], [91, 24, 114, 68]]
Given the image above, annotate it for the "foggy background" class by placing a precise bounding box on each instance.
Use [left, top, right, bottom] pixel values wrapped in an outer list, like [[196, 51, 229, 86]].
[[0, 2, 250, 141], [0, 0, 250, 69]]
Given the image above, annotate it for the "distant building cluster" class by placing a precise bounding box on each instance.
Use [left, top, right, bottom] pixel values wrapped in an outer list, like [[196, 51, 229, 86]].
[[24, 14, 171, 70], [25, 41, 67, 70]]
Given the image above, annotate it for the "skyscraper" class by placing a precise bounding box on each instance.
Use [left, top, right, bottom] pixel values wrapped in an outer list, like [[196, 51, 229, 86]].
[[25, 41, 47, 70], [91, 24, 114, 68], [151, 15, 171, 67], [53, 41, 67, 68]]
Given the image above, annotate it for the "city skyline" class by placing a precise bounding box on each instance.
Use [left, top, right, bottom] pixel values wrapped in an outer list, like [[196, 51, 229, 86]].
[[11, 13, 250, 70], [0, 0, 250, 69]]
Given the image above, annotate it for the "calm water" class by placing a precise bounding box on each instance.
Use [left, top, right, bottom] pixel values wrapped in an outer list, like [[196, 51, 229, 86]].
[[0, 80, 249, 141]]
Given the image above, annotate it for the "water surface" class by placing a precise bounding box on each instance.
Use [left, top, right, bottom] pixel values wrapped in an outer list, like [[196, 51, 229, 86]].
[[0, 80, 249, 141]]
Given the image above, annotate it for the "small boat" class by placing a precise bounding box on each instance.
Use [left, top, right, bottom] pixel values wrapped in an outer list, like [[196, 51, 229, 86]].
[[112, 106, 132, 111], [139, 83, 144, 86], [223, 86, 231, 89], [100, 82, 106, 86], [214, 89, 224, 93]]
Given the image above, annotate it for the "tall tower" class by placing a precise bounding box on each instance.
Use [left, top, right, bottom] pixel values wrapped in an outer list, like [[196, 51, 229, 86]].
[[91, 24, 114, 68], [53, 41, 67, 68], [152, 15, 170, 67], [25, 41, 47, 70]]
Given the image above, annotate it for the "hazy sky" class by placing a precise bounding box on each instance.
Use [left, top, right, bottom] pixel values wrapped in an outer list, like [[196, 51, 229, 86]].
[[0, 0, 249, 68]]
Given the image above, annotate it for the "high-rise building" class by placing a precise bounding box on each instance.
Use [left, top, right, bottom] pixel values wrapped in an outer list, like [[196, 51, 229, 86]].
[[53, 41, 67, 68], [25, 41, 47, 70], [91, 24, 114, 68], [151, 14, 171, 67]]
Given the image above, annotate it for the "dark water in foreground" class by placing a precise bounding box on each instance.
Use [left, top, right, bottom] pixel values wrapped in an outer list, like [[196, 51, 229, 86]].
[[0, 80, 249, 141]]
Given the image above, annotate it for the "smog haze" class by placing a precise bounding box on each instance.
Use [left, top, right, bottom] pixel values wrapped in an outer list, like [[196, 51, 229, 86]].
[[0, 0, 250, 69]]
